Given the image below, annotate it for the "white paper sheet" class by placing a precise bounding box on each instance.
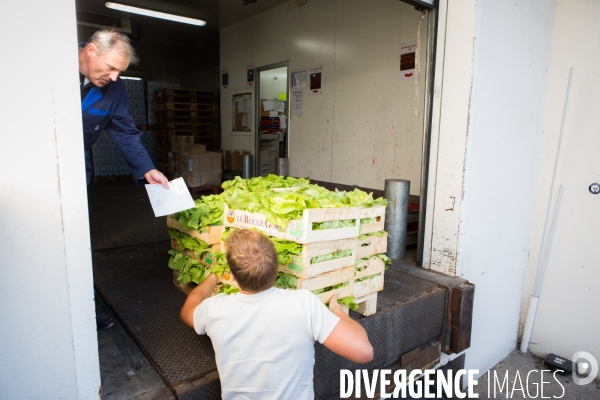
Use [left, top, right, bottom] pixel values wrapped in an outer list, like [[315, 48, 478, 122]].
[[145, 177, 195, 217], [274, 101, 285, 113], [279, 115, 287, 129], [263, 100, 274, 111], [269, 110, 279, 117], [292, 90, 303, 116]]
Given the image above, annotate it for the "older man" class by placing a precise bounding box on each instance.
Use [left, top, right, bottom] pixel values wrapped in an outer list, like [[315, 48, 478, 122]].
[[79, 28, 168, 187], [80, 30, 168, 330]]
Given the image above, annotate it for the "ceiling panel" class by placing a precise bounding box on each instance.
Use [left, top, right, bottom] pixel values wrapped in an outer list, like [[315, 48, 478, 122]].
[[75, 0, 290, 80]]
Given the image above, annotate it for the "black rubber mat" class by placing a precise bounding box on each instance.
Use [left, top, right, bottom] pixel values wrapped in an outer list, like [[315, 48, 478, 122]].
[[93, 242, 445, 399], [93, 241, 217, 386]]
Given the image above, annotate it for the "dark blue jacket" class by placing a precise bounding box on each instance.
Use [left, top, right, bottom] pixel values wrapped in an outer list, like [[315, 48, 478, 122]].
[[81, 74, 154, 185]]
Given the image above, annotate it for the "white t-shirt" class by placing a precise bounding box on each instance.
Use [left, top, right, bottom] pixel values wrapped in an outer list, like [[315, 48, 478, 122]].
[[194, 287, 340, 400]]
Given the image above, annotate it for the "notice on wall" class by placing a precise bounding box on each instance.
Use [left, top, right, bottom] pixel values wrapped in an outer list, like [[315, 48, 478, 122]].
[[400, 42, 417, 80], [263, 100, 274, 111], [309, 65, 322, 94], [145, 178, 195, 217], [247, 64, 255, 87], [292, 90, 304, 116], [274, 101, 285, 113], [290, 69, 307, 90], [222, 68, 229, 89]]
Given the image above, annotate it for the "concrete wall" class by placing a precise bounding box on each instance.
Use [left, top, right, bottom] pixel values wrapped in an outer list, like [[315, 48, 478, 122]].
[[521, 0, 600, 363], [456, 0, 555, 376], [220, 0, 428, 194], [0, 1, 100, 398]]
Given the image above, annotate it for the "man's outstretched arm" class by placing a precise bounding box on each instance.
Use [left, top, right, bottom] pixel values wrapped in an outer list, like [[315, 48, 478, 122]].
[[322, 291, 374, 364], [180, 273, 219, 328]]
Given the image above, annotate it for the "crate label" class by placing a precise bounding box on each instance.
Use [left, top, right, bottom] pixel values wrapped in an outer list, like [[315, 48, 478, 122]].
[[288, 262, 303, 272], [203, 253, 214, 265], [224, 207, 289, 238]]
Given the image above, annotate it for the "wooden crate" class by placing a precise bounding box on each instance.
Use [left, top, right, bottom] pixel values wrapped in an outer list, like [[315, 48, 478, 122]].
[[167, 216, 224, 245], [359, 205, 386, 234], [293, 266, 354, 304], [340, 292, 378, 317], [172, 262, 353, 304], [223, 204, 361, 244], [356, 232, 388, 259], [353, 256, 386, 298], [278, 238, 357, 279]]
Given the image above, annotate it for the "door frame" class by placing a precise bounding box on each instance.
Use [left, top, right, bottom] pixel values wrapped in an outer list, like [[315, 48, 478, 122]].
[[254, 61, 290, 176]]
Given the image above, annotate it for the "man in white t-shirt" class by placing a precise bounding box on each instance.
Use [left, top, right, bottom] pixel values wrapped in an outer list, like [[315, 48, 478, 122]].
[[180, 229, 374, 399]]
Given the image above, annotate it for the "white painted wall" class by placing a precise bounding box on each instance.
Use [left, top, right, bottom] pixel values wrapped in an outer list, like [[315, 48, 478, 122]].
[[220, 0, 427, 194], [456, 0, 556, 377], [521, 0, 600, 363], [0, 1, 100, 398]]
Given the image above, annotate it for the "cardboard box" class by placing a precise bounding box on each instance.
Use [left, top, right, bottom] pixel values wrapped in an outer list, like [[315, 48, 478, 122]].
[[183, 144, 207, 155], [182, 170, 221, 187], [171, 136, 195, 152], [182, 151, 222, 173], [224, 150, 251, 171], [167, 152, 182, 173]]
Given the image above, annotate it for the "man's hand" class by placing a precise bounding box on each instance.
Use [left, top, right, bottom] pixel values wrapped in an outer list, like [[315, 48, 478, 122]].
[[328, 290, 343, 314], [144, 169, 169, 188]]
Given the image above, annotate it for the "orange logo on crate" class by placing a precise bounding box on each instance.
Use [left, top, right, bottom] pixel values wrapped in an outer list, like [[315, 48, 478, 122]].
[[226, 211, 235, 224]]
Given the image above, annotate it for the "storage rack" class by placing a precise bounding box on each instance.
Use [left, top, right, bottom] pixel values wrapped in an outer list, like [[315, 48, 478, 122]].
[[153, 88, 221, 175]]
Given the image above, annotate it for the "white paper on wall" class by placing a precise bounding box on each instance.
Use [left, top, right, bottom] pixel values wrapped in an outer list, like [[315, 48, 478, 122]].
[[292, 90, 303, 116]]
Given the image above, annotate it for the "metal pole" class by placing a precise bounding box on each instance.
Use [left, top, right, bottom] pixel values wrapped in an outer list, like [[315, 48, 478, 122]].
[[384, 179, 410, 260], [241, 155, 253, 179], [276, 158, 289, 176]]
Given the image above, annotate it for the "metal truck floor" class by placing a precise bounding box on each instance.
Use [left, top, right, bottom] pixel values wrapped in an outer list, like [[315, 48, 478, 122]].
[[93, 241, 445, 399]]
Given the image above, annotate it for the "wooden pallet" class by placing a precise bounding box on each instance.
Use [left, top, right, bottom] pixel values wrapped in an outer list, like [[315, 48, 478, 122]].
[[155, 116, 220, 125], [359, 205, 386, 234], [154, 130, 220, 138], [356, 232, 388, 259], [223, 204, 361, 244], [167, 216, 224, 245], [278, 237, 357, 279], [353, 256, 385, 298], [154, 109, 219, 119], [155, 89, 219, 102], [155, 102, 219, 112]]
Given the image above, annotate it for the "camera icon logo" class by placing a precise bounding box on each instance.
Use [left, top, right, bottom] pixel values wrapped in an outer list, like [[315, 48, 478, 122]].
[[572, 351, 598, 386]]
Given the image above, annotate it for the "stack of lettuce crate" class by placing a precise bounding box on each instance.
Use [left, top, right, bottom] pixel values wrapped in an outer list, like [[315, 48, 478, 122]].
[[166, 178, 388, 316]]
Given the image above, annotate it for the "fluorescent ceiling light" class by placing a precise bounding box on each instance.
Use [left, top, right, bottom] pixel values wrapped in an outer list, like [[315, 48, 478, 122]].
[[105, 2, 206, 26], [120, 76, 142, 80]]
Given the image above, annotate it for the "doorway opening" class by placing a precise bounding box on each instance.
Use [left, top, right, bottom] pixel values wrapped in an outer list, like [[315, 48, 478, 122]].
[[255, 62, 289, 177]]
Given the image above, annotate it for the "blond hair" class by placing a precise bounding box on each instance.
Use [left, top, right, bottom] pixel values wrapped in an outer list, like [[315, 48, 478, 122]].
[[225, 229, 278, 293]]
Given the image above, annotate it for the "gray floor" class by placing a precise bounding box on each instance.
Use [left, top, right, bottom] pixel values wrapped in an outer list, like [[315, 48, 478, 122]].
[[90, 182, 173, 399], [471, 350, 600, 399], [97, 298, 174, 400]]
